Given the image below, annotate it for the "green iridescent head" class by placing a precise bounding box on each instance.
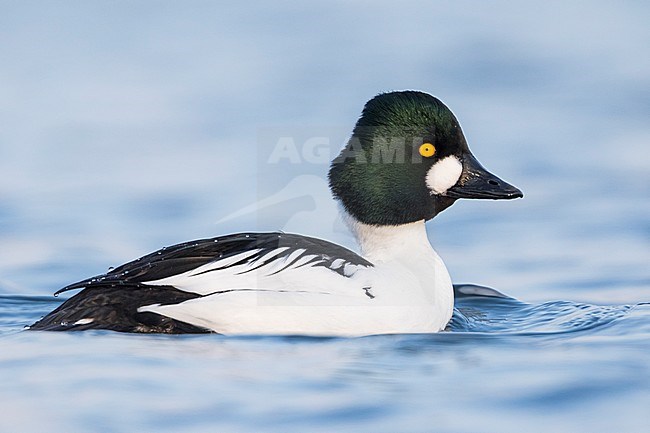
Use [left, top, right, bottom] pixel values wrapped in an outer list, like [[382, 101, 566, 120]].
[[329, 91, 522, 226]]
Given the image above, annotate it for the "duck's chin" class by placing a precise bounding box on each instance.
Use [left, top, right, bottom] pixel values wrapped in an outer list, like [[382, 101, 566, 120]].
[[427, 195, 458, 220], [335, 194, 457, 230]]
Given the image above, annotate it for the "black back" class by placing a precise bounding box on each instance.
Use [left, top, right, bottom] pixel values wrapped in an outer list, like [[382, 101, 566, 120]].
[[56, 232, 372, 295]]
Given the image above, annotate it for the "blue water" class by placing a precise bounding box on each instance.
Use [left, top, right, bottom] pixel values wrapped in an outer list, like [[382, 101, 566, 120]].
[[2, 292, 649, 433], [1, 1, 649, 432]]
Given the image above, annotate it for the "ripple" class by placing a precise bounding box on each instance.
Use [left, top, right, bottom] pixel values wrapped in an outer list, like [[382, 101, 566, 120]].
[[1, 288, 645, 339], [449, 286, 637, 336]]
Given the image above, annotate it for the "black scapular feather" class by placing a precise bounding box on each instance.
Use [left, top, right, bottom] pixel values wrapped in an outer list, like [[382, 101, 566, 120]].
[[30, 232, 373, 333]]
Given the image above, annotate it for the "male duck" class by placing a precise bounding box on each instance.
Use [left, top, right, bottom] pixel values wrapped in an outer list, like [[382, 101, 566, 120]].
[[30, 91, 522, 335]]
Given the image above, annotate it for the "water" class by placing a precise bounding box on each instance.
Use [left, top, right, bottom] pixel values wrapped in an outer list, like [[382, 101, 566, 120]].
[[2, 292, 649, 433], [1, 1, 649, 432]]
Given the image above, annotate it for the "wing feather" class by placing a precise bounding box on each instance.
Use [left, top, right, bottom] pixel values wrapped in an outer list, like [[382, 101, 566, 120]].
[[55, 232, 373, 295]]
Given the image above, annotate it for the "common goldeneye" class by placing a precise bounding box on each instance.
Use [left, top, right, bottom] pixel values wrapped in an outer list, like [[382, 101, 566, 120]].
[[30, 91, 522, 335]]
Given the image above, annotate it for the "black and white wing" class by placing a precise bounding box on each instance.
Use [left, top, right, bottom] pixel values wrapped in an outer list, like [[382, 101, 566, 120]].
[[29, 232, 373, 333]]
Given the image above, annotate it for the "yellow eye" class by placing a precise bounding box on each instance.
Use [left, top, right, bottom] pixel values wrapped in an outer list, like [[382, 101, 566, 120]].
[[419, 143, 436, 158]]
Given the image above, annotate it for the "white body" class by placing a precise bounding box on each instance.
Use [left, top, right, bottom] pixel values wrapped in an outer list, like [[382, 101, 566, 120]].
[[139, 217, 454, 336]]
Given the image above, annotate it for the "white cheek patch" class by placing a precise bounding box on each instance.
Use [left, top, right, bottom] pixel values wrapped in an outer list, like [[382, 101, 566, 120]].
[[425, 156, 463, 195]]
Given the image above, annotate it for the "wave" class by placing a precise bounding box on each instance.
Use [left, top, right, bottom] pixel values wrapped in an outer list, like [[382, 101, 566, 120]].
[[1, 287, 647, 338]]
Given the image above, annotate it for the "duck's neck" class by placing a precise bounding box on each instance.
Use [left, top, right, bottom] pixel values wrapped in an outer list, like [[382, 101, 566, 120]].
[[340, 208, 454, 328], [341, 211, 435, 262]]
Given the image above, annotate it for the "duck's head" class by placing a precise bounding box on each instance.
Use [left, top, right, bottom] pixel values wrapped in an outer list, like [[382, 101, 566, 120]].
[[329, 91, 523, 225]]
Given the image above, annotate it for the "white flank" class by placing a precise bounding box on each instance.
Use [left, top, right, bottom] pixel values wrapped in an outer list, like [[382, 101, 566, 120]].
[[139, 211, 455, 336], [425, 156, 463, 194]]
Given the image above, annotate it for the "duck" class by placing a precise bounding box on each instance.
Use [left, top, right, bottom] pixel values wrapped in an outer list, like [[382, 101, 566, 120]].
[[29, 90, 523, 336]]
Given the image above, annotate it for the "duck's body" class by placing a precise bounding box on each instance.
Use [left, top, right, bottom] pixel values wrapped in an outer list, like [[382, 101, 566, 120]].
[[32, 222, 453, 335], [30, 91, 522, 335]]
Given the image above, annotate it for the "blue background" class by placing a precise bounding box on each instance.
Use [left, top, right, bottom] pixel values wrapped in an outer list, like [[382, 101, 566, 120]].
[[0, 1, 648, 432]]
